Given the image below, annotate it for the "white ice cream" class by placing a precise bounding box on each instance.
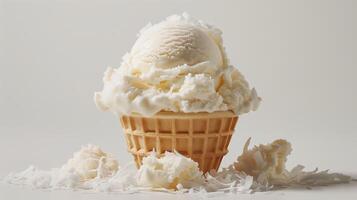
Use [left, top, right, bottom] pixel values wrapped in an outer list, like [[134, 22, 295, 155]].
[[95, 13, 261, 116], [136, 151, 204, 189]]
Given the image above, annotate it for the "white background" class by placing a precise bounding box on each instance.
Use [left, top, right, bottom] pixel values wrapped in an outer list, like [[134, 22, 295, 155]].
[[1, 0, 356, 199]]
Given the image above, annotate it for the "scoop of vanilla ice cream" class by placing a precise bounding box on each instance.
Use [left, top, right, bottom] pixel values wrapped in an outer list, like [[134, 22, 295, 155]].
[[63, 144, 119, 181], [95, 13, 261, 116], [129, 15, 224, 72], [136, 151, 204, 189]]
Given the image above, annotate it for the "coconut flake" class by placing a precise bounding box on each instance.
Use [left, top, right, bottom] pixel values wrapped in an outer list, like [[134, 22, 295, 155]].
[[233, 138, 352, 190], [3, 140, 352, 195]]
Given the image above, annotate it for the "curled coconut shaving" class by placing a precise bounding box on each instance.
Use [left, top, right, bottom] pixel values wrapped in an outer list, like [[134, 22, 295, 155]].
[[233, 138, 351, 188]]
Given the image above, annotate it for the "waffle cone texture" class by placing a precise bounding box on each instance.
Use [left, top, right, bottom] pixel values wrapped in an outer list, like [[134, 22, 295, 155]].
[[119, 111, 238, 173]]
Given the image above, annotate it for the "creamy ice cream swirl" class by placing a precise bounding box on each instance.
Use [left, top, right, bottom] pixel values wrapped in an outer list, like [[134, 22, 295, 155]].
[[95, 13, 261, 116]]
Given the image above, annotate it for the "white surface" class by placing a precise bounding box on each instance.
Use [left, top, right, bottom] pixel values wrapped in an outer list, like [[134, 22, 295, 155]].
[[1, 136, 357, 200], [1, 0, 357, 199], [1, 182, 357, 200]]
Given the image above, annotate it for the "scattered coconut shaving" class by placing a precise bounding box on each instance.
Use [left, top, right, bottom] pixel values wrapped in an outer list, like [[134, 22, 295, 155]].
[[136, 151, 205, 189], [233, 138, 351, 189], [2, 139, 352, 196]]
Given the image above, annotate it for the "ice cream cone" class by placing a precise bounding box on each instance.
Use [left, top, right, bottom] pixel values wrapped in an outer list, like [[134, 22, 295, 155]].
[[119, 111, 238, 173]]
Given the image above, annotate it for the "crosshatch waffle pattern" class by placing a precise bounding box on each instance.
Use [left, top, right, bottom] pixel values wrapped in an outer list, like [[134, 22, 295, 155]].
[[119, 111, 238, 173]]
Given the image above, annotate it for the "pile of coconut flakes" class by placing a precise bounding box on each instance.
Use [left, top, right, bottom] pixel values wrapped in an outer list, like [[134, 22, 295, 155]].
[[3, 138, 351, 196]]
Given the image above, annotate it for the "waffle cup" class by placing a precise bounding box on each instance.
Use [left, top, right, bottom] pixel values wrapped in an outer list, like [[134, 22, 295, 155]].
[[119, 111, 238, 173]]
